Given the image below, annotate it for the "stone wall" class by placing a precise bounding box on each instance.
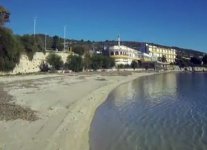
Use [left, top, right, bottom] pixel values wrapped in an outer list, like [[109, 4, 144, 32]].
[[0, 52, 69, 75]]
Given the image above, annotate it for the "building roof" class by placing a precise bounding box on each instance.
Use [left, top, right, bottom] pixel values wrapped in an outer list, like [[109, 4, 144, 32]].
[[109, 45, 142, 53]]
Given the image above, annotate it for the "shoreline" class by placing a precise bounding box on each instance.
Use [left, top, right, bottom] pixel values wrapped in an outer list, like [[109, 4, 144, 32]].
[[0, 71, 161, 150], [65, 72, 158, 150]]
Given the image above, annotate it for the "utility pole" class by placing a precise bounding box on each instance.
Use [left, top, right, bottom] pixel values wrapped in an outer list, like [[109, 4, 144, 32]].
[[64, 25, 66, 51], [45, 33, 47, 51], [33, 17, 37, 39]]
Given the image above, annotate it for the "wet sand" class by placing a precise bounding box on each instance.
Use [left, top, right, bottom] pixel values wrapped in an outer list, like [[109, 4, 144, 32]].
[[0, 71, 156, 150]]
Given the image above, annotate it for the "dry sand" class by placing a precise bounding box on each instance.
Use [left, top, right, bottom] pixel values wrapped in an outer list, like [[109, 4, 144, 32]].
[[0, 71, 156, 150]]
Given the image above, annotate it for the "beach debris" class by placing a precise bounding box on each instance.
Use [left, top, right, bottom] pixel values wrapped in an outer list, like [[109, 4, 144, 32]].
[[0, 88, 38, 121]]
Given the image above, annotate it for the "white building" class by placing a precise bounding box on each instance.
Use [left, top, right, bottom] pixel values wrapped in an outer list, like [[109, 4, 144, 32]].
[[140, 43, 176, 63], [109, 37, 143, 65]]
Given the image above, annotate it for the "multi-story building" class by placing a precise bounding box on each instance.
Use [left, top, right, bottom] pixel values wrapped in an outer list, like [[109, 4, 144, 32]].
[[109, 45, 143, 65], [140, 43, 176, 63], [108, 37, 143, 65]]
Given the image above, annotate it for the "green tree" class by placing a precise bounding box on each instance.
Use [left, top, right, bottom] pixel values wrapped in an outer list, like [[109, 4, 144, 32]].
[[65, 55, 83, 72], [158, 57, 162, 62], [190, 56, 201, 66], [83, 53, 92, 70], [72, 46, 85, 56], [0, 6, 22, 72], [102, 56, 115, 69], [202, 55, 207, 65], [91, 55, 103, 70], [175, 55, 190, 68], [39, 61, 49, 72], [52, 36, 63, 51], [90, 55, 115, 70], [91, 55, 102, 70], [117, 64, 124, 69], [20, 35, 39, 60], [0, 6, 10, 26], [0, 28, 22, 71], [131, 60, 138, 70], [36, 35, 45, 52], [46, 53, 63, 70]]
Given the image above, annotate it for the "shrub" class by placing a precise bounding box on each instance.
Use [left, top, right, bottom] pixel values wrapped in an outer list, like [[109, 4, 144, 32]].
[[202, 55, 207, 65], [65, 55, 83, 72], [0, 27, 22, 71], [131, 60, 138, 70], [190, 56, 201, 66], [46, 53, 63, 70], [72, 46, 85, 56], [90, 55, 115, 70], [39, 61, 49, 72], [20, 35, 39, 60]]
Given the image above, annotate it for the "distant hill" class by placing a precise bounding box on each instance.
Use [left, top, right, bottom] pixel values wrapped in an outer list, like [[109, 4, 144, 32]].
[[96, 40, 206, 58], [171, 46, 205, 58], [144, 42, 206, 58], [19, 34, 206, 58]]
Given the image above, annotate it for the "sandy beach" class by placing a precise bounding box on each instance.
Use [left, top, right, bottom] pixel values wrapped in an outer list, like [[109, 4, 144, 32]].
[[0, 71, 156, 150]]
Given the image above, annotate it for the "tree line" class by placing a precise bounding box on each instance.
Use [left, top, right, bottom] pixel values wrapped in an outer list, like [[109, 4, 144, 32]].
[[175, 55, 207, 68], [40, 53, 115, 72]]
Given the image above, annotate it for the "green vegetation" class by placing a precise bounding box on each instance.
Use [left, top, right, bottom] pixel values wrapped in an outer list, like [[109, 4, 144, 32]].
[[19, 35, 39, 60], [90, 55, 115, 70], [0, 6, 22, 72], [0, 6, 10, 26], [175, 55, 190, 68], [42, 53, 115, 72], [46, 53, 63, 70], [0, 28, 22, 71], [131, 60, 138, 70], [158, 55, 167, 62], [117, 64, 130, 69], [72, 46, 85, 56], [65, 55, 83, 72], [161, 55, 167, 62], [202, 55, 207, 65], [175, 55, 206, 68], [83, 53, 92, 70], [65, 54, 115, 72], [39, 61, 49, 72], [52, 36, 63, 51], [102, 56, 115, 69], [190, 56, 202, 66]]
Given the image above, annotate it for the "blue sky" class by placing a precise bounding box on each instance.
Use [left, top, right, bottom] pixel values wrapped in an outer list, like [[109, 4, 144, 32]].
[[1, 0, 207, 52]]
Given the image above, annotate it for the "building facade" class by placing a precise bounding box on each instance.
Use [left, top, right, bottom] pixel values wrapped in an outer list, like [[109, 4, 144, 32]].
[[140, 43, 176, 63], [108, 36, 151, 66], [109, 45, 143, 65]]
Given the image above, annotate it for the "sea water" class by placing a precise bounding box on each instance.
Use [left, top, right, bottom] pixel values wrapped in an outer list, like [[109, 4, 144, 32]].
[[90, 72, 207, 150]]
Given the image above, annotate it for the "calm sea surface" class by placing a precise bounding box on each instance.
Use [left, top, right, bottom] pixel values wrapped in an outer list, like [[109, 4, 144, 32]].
[[90, 72, 207, 150]]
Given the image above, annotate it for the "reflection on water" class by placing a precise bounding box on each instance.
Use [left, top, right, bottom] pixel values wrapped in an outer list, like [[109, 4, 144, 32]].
[[90, 73, 207, 150]]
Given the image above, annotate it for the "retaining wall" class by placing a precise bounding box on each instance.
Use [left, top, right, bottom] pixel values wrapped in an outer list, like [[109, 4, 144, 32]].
[[0, 52, 69, 75]]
